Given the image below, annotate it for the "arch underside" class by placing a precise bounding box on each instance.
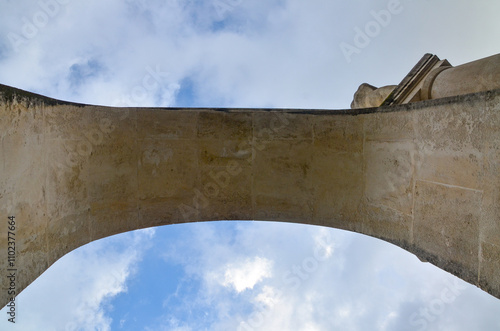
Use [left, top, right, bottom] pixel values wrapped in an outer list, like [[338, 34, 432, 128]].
[[1, 85, 499, 307]]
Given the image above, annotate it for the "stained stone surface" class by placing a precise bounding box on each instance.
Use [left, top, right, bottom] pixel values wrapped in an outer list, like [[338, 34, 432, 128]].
[[1, 84, 500, 309]]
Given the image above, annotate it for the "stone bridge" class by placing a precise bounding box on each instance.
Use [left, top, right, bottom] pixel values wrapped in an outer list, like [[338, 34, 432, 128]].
[[1, 54, 500, 307]]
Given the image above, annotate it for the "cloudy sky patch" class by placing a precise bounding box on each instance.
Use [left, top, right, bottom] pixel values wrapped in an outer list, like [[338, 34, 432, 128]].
[[222, 257, 274, 293]]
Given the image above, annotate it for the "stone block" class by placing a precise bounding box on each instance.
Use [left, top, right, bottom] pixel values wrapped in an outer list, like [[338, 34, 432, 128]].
[[138, 108, 197, 140], [199, 139, 252, 168], [311, 147, 363, 231], [414, 180, 481, 282], [46, 211, 91, 265], [415, 101, 483, 152], [313, 115, 363, 152], [87, 142, 138, 212], [197, 165, 253, 221], [88, 171, 138, 212], [198, 111, 252, 141], [138, 139, 198, 200], [364, 141, 415, 215], [416, 150, 483, 190], [480, 194, 500, 248], [139, 193, 216, 227], [254, 112, 313, 141], [364, 110, 414, 142], [221, 112, 253, 141], [0, 101, 43, 136], [362, 203, 412, 246], [483, 89, 500, 160], [197, 111, 223, 139], [480, 241, 500, 298], [16, 238, 49, 298], [90, 210, 140, 242], [253, 140, 314, 222], [2, 133, 45, 192], [45, 105, 90, 140], [45, 139, 90, 219], [480, 91, 500, 246]]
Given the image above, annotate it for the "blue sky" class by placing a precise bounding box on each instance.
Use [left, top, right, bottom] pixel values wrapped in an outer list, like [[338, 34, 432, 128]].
[[1, 0, 500, 330]]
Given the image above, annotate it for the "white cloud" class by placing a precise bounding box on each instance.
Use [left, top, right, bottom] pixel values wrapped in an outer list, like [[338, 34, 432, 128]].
[[222, 257, 274, 293], [0, 228, 155, 331], [254, 286, 281, 308]]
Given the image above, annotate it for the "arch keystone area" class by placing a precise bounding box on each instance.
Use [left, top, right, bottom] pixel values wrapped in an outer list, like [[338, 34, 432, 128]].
[[1, 53, 500, 308]]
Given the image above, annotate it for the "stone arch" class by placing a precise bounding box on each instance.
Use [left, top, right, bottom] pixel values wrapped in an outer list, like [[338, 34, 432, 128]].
[[1, 83, 500, 308]]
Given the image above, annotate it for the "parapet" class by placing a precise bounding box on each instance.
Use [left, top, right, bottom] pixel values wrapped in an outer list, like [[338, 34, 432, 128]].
[[351, 53, 500, 108]]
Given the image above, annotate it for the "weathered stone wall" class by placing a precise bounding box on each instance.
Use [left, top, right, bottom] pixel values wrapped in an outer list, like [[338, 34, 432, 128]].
[[0, 84, 499, 308]]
